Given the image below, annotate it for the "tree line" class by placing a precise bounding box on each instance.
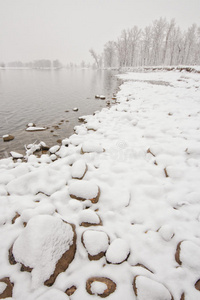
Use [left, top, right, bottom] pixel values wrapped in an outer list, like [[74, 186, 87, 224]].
[[0, 59, 62, 69], [90, 18, 200, 68]]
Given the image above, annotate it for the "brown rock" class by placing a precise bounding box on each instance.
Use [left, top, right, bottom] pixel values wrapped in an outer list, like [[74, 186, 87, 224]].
[[81, 230, 109, 261], [12, 212, 20, 224], [80, 217, 102, 227], [70, 187, 100, 204], [9, 221, 76, 287], [44, 223, 76, 286], [65, 285, 77, 296], [3, 135, 14, 142], [8, 245, 17, 265], [72, 165, 88, 180], [180, 293, 185, 300], [195, 279, 200, 291], [175, 241, 182, 265], [0, 277, 14, 299], [40, 144, 50, 151], [86, 277, 116, 298]]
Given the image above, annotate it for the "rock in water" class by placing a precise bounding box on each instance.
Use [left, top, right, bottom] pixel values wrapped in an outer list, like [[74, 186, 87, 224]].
[[3, 134, 14, 142]]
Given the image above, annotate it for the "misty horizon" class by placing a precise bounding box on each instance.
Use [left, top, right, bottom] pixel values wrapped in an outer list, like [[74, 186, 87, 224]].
[[0, 0, 200, 65]]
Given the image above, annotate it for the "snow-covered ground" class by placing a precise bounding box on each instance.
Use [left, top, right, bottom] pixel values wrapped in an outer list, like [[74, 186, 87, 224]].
[[0, 69, 200, 299]]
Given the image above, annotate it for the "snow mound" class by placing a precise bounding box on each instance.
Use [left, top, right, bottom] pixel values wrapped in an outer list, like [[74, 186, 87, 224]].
[[134, 276, 172, 300], [37, 289, 70, 300], [159, 225, 174, 241], [81, 141, 104, 153], [12, 215, 74, 288], [106, 238, 130, 264], [82, 230, 109, 256], [71, 160, 87, 179], [79, 209, 100, 225], [7, 168, 66, 195], [91, 281, 107, 295], [21, 204, 55, 223], [180, 241, 200, 269], [69, 180, 100, 203]]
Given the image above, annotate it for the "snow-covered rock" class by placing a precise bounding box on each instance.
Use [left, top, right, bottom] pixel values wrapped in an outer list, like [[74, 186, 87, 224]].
[[3, 134, 14, 142], [69, 180, 100, 203], [82, 230, 109, 260], [49, 145, 60, 154], [179, 241, 200, 269], [133, 276, 172, 300], [10, 151, 23, 159], [159, 225, 174, 241], [86, 277, 116, 297], [26, 127, 46, 131], [71, 159, 87, 179], [79, 209, 101, 226], [12, 215, 75, 288], [81, 141, 104, 154], [62, 138, 70, 147], [105, 238, 130, 264]]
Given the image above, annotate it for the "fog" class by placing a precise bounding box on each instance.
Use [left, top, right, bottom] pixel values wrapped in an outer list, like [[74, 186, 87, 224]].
[[0, 0, 199, 64]]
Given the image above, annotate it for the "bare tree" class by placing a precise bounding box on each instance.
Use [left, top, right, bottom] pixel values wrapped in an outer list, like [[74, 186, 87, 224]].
[[89, 48, 102, 69]]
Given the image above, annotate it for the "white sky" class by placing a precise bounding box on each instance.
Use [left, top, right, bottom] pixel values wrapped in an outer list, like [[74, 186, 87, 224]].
[[0, 0, 199, 64]]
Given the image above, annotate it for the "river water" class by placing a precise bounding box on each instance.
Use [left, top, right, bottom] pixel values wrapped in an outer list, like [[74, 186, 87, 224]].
[[0, 69, 121, 158]]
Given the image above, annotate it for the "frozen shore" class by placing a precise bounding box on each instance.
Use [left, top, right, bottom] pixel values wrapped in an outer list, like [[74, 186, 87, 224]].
[[0, 68, 200, 299]]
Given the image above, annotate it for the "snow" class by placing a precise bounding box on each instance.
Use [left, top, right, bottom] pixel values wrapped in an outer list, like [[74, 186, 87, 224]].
[[134, 276, 172, 300], [68, 180, 99, 201], [90, 281, 107, 295], [1, 68, 200, 299], [0, 282, 7, 293], [180, 241, 200, 269], [82, 230, 109, 256], [106, 238, 129, 264], [37, 289, 69, 300], [81, 141, 104, 153], [13, 215, 74, 289]]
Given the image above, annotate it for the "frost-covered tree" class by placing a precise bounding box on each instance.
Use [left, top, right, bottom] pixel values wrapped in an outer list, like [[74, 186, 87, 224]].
[[104, 41, 116, 68], [89, 48, 102, 69], [91, 18, 200, 68]]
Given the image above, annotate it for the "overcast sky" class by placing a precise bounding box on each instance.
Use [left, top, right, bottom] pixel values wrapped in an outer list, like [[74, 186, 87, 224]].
[[0, 0, 199, 64]]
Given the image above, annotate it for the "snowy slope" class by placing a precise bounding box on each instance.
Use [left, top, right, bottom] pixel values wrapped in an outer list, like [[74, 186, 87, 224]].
[[0, 69, 200, 299]]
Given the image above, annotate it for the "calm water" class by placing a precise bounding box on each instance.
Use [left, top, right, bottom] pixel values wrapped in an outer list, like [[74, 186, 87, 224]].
[[0, 69, 121, 158]]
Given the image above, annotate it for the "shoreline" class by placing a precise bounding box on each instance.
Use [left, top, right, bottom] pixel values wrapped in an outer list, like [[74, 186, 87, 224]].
[[0, 69, 200, 299]]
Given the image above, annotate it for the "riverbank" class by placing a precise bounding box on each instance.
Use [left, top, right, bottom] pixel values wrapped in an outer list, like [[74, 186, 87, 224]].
[[0, 68, 200, 299], [0, 69, 121, 159]]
